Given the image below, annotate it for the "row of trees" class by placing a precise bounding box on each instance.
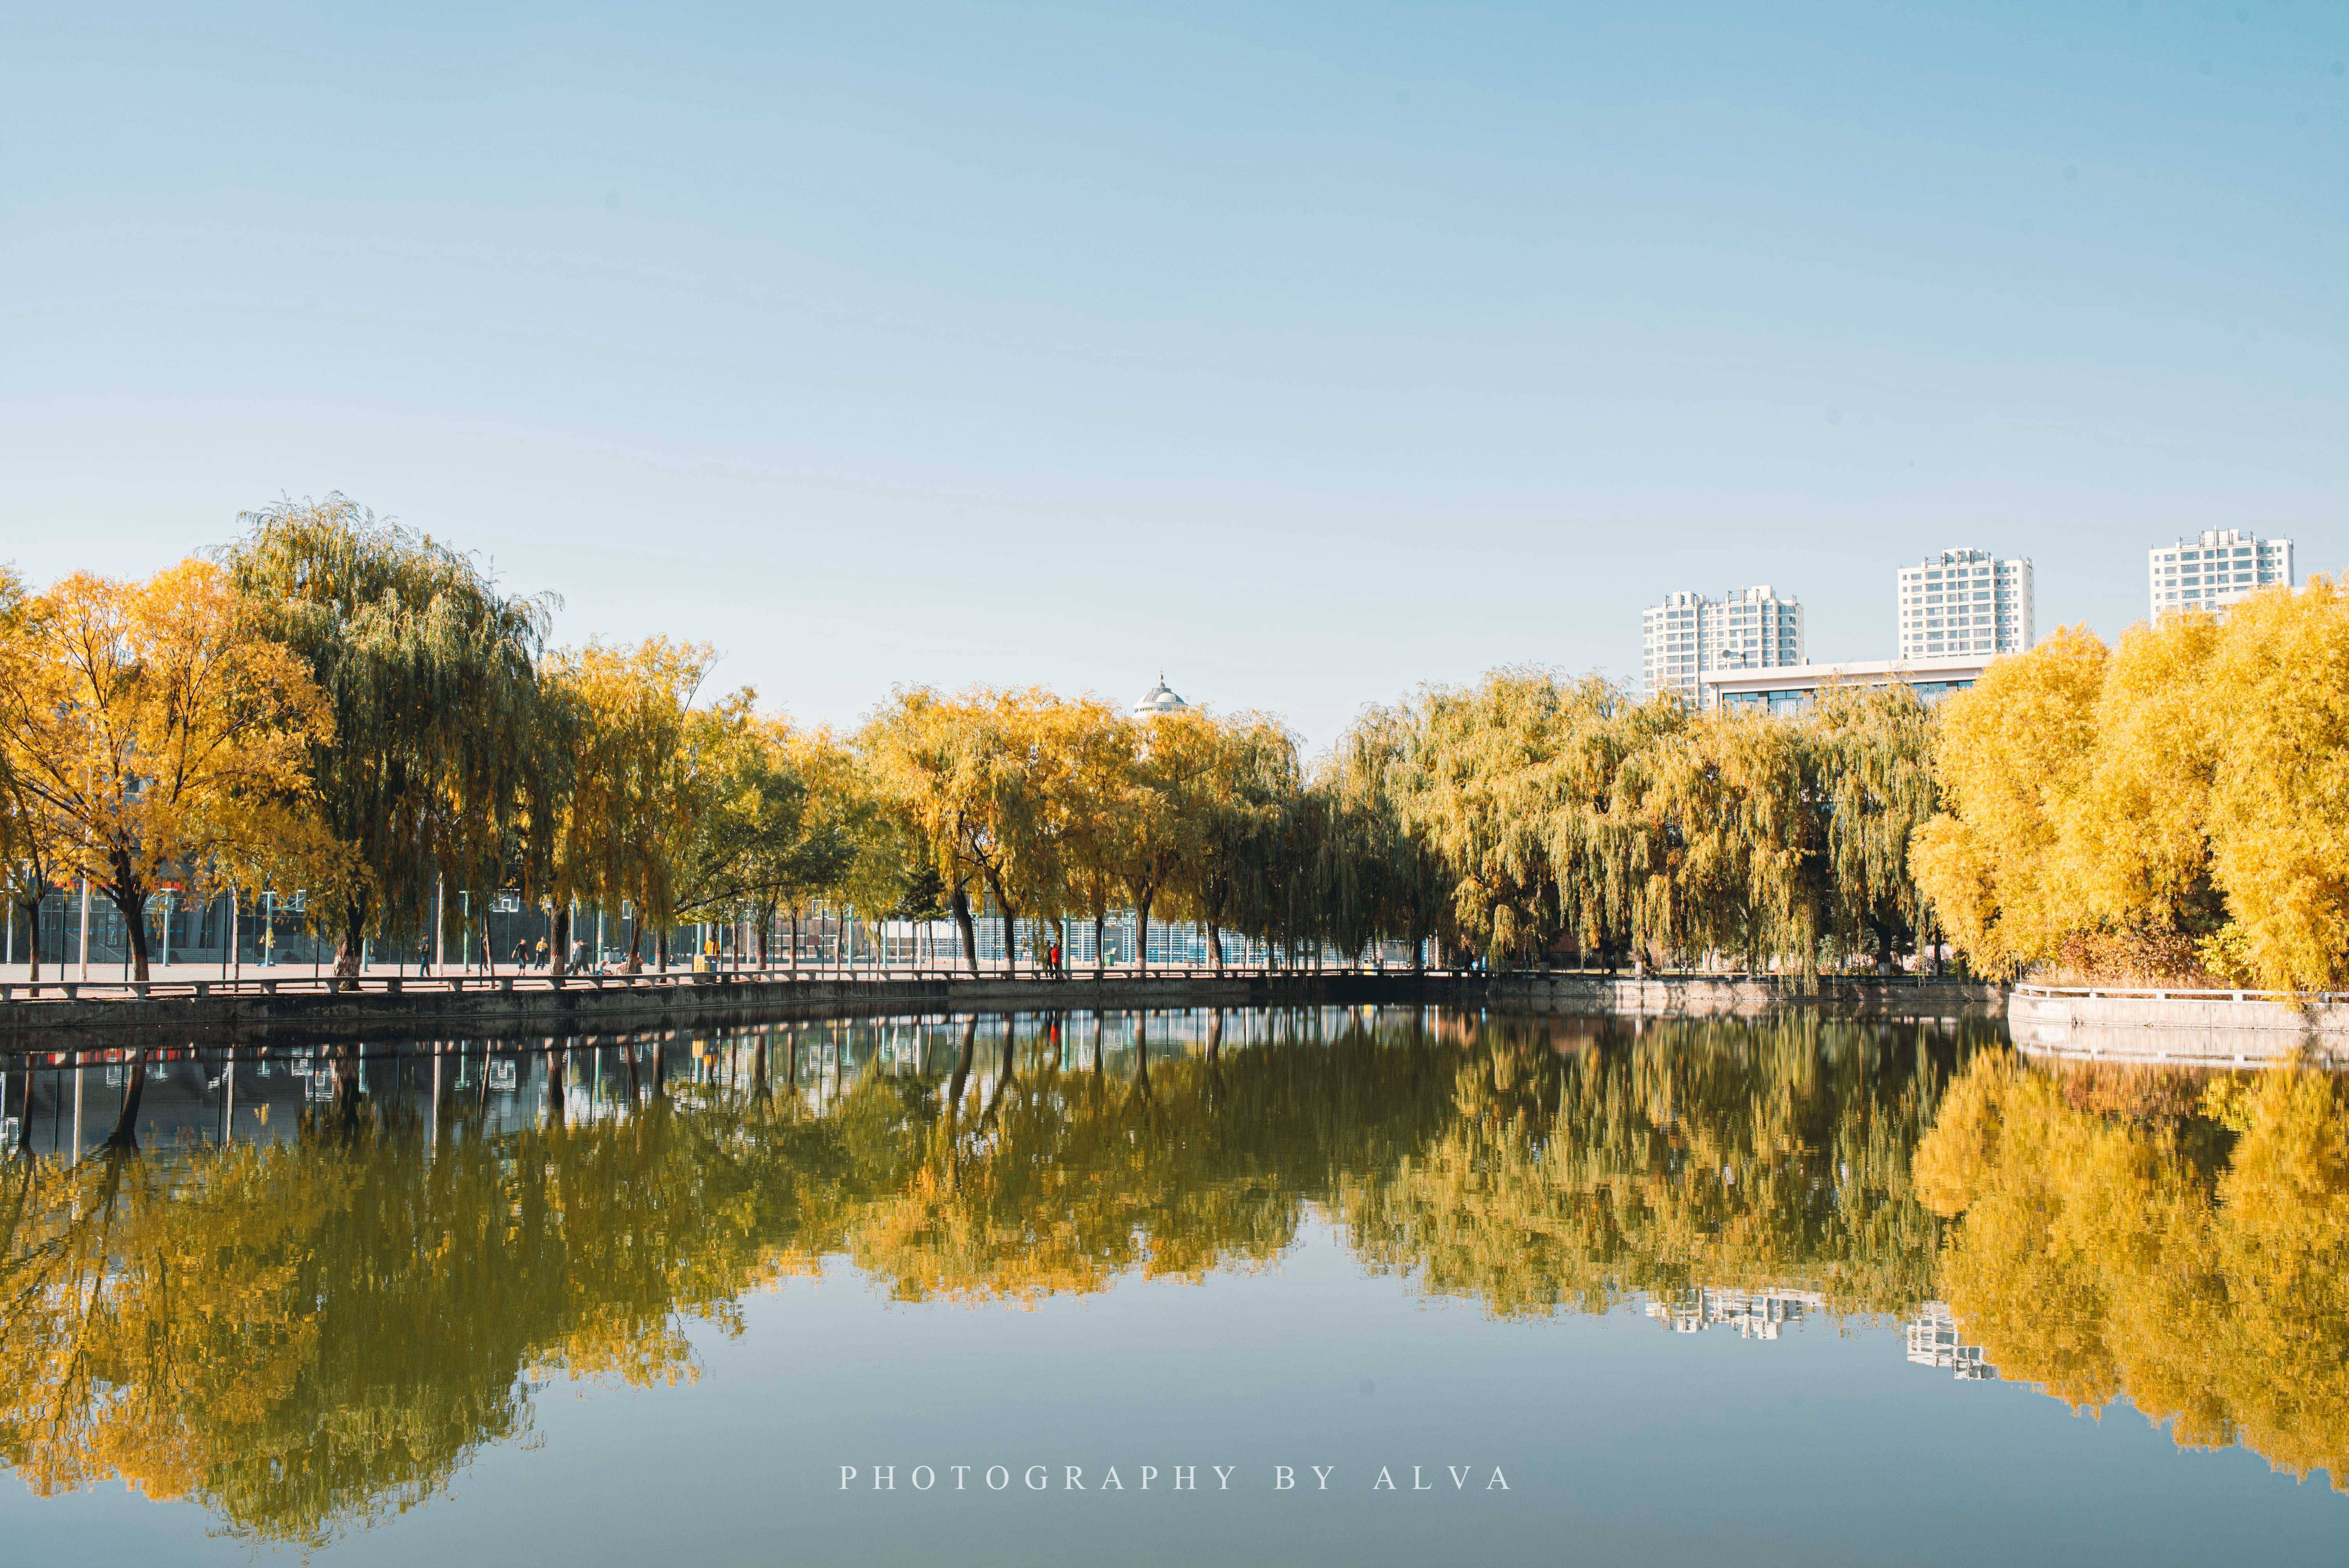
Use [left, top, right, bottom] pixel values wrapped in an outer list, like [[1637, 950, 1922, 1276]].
[[0, 495, 1955, 985], [0, 498, 880, 981], [7, 492, 2333, 988], [1353, 673, 1940, 975]]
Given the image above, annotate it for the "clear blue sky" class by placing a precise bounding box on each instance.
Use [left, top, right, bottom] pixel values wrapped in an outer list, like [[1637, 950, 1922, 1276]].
[[6, 3, 2345, 748]]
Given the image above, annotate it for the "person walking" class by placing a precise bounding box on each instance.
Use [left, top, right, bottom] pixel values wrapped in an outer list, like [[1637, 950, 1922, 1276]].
[[415, 940, 432, 978], [533, 935, 548, 970]]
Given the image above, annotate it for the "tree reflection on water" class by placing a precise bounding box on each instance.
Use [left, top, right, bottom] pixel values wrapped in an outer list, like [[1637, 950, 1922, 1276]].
[[1917, 1050, 2349, 1491], [0, 1006, 2342, 1544]]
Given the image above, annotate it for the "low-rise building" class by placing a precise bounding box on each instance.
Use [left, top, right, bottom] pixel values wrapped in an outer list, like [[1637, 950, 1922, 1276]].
[[1704, 654, 1992, 716]]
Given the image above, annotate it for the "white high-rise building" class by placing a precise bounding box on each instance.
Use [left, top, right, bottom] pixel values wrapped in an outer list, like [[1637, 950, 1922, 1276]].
[[1641, 585, 1805, 705], [2148, 529, 2293, 617], [1896, 549, 2034, 662]]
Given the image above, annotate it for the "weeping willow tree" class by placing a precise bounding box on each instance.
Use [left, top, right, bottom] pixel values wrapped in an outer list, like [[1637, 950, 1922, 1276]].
[[1336, 669, 1939, 975], [1165, 710, 1297, 973], [1315, 704, 1447, 969], [223, 495, 551, 975], [1809, 684, 1941, 968]]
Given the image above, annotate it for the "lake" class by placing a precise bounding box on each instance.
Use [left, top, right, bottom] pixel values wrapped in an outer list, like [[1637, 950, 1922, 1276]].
[[3, 1005, 2344, 1564]]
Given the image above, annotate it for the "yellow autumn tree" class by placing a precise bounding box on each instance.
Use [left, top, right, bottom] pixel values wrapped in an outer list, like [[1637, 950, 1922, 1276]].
[[539, 637, 720, 971], [0, 568, 74, 978], [861, 687, 1060, 975], [1918, 586, 2349, 991], [1910, 625, 2108, 979], [0, 561, 326, 979], [1916, 1052, 2349, 1488], [2200, 577, 2349, 992]]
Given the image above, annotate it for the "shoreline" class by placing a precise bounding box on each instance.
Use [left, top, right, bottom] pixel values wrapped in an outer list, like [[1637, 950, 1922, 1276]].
[[0, 970, 2000, 1049]]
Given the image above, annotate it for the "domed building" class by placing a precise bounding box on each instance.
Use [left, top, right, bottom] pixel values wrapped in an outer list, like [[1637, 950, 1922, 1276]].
[[1133, 674, 1189, 716]]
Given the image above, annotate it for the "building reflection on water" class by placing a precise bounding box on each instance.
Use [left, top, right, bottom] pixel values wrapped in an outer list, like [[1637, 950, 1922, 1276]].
[[1905, 1302, 1995, 1380], [1640, 1287, 1995, 1380], [1644, 1286, 1825, 1342]]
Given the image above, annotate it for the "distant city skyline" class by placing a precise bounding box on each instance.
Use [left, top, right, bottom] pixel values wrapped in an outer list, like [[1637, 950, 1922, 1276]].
[[5, 5, 2346, 750]]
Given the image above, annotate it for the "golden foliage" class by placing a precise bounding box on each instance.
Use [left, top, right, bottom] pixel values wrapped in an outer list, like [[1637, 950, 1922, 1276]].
[[1918, 585, 2349, 992], [1916, 1052, 2349, 1487], [0, 561, 327, 977], [1337, 1014, 1968, 1318]]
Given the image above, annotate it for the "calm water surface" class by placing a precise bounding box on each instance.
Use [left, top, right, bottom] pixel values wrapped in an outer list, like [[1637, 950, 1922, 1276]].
[[2, 1006, 2344, 1565]]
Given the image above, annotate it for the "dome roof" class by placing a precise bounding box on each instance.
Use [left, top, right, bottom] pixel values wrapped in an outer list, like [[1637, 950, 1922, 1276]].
[[1134, 673, 1189, 715]]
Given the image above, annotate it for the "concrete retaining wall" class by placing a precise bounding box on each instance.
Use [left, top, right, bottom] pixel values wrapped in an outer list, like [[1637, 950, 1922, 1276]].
[[1475, 973, 2000, 1019], [0, 968, 2002, 1050], [0, 972, 1382, 1049], [2008, 985, 2349, 1066]]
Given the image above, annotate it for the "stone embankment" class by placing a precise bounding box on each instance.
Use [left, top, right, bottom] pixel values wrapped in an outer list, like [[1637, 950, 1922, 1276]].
[[0, 967, 2000, 1049], [1477, 971, 2000, 1019], [2009, 983, 2349, 1066]]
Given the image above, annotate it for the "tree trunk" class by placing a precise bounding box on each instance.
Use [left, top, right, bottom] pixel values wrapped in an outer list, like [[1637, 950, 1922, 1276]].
[[790, 908, 801, 974], [1207, 916, 1225, 977], [1134, 892, 1152, 977], [107, 877, 153, 984], [545, 1047, 565, 1128], [980, 1014, 1016, 1128], [757, 905, 772, 968], [950, 884, 980, 978], [657, 927, 670, 972], [335, 894, 365, 980], [1093, 913, 1105, 980], [945, 1014, 977, 1116], [16, 898, 39, 982], [985, 874, 1017, 978], [332, 1044, 363, 1133], [625, 923, 643, 975], [104, 1047, 150, 1149], [550, 903, 571, 982]]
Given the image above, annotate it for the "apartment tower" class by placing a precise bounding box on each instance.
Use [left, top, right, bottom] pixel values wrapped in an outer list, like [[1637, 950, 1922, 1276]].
[[1642, 585, 1805, 705], [2148, 529, 2293, 617], [1896, 549, 2033, 661]]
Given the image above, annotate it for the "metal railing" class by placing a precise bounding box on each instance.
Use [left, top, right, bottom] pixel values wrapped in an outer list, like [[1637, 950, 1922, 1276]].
[[1, 964, 1993, 1005], [0, 964, 1461, 1004], [2012, 982, 2349, 1005]]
